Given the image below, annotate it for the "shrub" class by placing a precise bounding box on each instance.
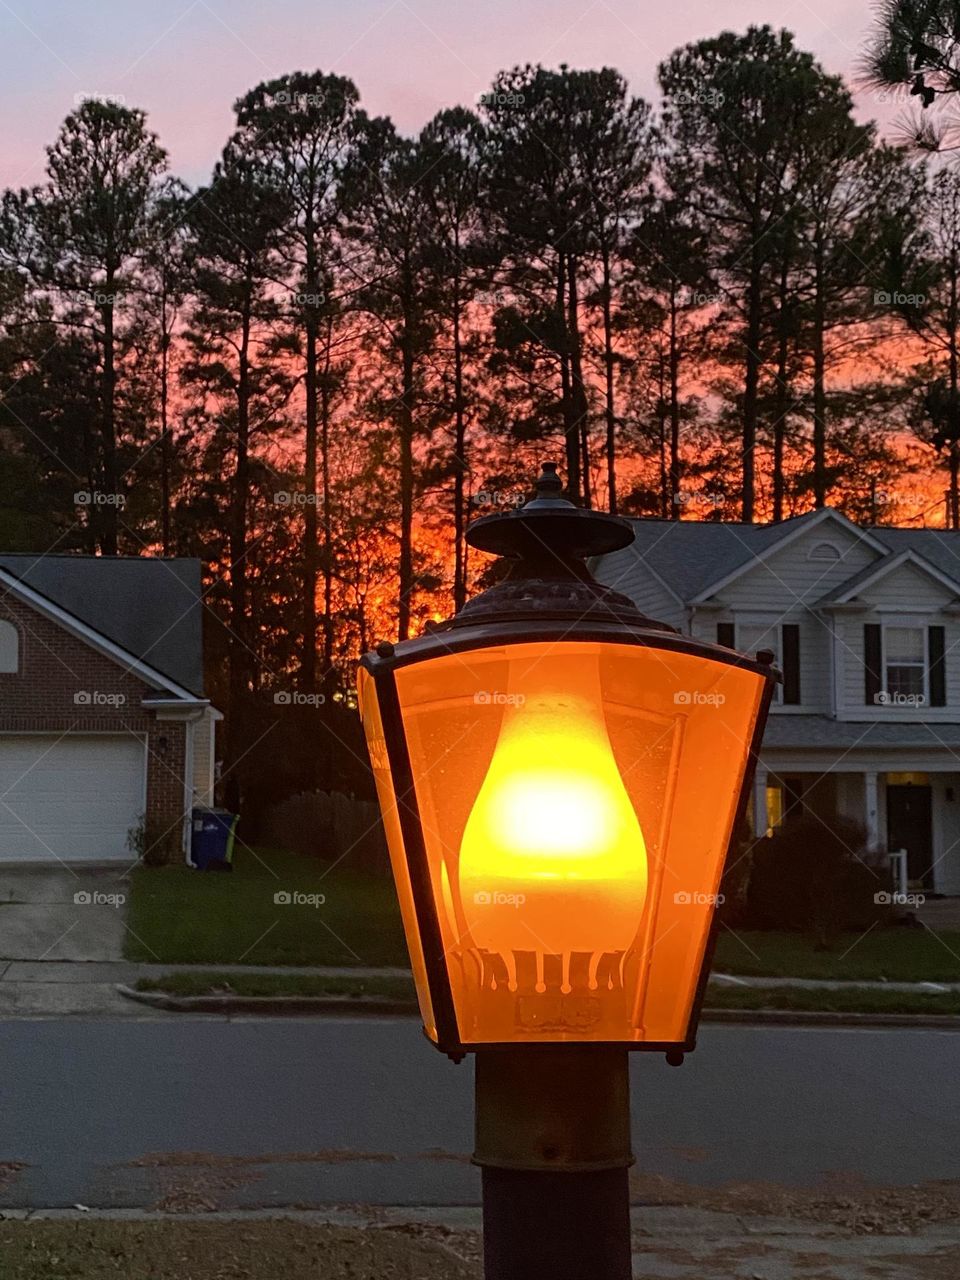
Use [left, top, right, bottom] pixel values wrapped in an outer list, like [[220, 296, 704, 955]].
[[127, 815, 182, 868], [744, 815, 884, 945]]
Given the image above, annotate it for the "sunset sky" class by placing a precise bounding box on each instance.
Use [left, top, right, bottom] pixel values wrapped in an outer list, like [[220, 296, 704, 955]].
[[0, 0, 900, 189]]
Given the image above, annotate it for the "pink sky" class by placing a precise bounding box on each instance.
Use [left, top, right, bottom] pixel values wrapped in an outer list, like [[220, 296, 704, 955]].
[[0, 0, 902, 189]]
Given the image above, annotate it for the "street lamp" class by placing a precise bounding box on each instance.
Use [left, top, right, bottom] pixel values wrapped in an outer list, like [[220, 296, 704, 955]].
[[358, 462, 777, 1280]]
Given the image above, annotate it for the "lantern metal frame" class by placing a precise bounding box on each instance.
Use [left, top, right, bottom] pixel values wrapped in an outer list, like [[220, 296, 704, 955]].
[[360, 612, 778, 1061]]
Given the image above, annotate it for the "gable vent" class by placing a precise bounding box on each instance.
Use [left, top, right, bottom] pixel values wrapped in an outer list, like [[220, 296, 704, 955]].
[[808, 542, 841, 562]]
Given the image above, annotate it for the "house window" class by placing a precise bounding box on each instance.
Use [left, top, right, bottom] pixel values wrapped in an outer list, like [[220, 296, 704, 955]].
[[735, 620, 801, 705], [809, 541, 841, 562], [0, 620, 18, 673], [765, 783, 784, 836], [884, 626, 926, 701]]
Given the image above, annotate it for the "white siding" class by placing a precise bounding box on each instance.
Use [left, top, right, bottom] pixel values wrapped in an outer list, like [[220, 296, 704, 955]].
[[716, 526, 878, 611], [838, 563, 960, 718], [703, 525, 880, 714], [191, 709, 216, 806]]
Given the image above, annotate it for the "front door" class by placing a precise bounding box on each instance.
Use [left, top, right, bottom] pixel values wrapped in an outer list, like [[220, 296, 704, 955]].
[[886, 784, 934, 890]]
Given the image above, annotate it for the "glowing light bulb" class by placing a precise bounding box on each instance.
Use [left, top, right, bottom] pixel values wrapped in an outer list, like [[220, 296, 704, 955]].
[[459, 664, 647, 960]]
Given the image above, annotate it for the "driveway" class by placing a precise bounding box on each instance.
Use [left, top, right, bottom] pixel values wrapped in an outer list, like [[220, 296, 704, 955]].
[[0, 865, 130, 962]]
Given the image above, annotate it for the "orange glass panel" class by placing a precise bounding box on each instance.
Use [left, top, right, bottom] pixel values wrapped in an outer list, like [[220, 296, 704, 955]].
[[390, 640, 766, 1046], [357, 667, 437, 1042]]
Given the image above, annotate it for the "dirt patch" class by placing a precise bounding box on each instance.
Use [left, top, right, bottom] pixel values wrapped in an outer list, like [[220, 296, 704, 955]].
[[119, 1151, 404, 1214], [0, 1220, 479, 1279], [630, 1170, 960, 1234]]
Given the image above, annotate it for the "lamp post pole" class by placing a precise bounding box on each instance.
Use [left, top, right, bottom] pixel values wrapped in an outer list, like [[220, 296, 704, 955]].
[[474, 1047, 633, 1280]]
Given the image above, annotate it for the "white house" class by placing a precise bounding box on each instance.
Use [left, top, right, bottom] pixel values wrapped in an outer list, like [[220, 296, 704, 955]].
[[593, 507, 960, 895]]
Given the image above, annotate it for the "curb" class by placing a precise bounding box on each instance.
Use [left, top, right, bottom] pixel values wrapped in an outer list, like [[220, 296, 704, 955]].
[[117, 986, 960, 1029], [700, 1008, 960, 1030], [115, 985, 417, 1017]]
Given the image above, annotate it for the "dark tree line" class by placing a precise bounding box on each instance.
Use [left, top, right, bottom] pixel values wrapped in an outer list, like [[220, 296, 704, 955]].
[[1, 27, 958, 800]]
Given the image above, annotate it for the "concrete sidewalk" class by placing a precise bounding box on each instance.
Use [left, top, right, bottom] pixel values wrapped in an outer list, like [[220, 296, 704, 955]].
[[0, 865, 130, 963], [1, 957, 960, 1018], [0, 960, 411, 1017], [2, 958, 957, 991], [711, 971, 960, 992]]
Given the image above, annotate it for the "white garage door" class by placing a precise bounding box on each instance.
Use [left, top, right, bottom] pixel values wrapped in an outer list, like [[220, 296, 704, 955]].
[[0, 735, 146, 862]]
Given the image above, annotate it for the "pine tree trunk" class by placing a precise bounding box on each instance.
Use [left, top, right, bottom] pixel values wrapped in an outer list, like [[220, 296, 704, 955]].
[[773, 254, 791, 524], [600, 243, 617, 514], [226, 303, 252, 810], [398, 282, 415, 642], [100, 280, 119, 555], [742, 247, 762, 525], [159, 287, 172, 556], [567, 255, 591, 507], [557, 253, 579, 500], [813, 236, 827, 510], [668, 286, 681, 517], [320, 321, 334, 677], [302, 312, 319, 690], [452, 260, 468, 612]]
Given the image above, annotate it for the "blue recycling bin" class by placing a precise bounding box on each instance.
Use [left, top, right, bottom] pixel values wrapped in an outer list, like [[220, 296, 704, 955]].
[[190, 808, 238, 870]]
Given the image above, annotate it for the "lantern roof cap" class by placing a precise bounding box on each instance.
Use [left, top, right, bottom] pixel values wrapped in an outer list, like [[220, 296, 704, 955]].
[[467, 462, 635, 562]]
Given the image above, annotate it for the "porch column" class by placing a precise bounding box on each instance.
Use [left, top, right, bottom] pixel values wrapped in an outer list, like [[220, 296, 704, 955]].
[[864, 771, 880, 851], [753, 767, 769, 839]]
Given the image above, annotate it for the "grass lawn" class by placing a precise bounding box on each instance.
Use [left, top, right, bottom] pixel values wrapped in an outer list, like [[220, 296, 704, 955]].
[[124, 846, 408, 968], [135, 970, 416, 1001], [0, 1221, 476, 1280], [136, 969, 960, 1016], [713, 927, 960, 982], [705, 982, 960, 1016]]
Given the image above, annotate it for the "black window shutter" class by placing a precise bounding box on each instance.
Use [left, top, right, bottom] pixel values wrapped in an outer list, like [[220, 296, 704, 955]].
[[929, 626, 946, 707], [782, 624, 801, 705], [717, 622, 735, 648], [864, 624, 882, 706]]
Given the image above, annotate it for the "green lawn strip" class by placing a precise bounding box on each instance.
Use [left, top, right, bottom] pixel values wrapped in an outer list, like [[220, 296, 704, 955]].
[[0, 1221, 476, 1280], [124, 846, 408, 968], [135, 970, 416, 1001], [713, 928, 960, 982], [137, 970, 960, 1016], [705, 982, 960, 1016]]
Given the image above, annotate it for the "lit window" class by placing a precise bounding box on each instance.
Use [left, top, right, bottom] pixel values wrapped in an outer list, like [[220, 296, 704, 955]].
[[0, 620, 18, 673], [885, 626, 925, 700], [765, 783, 784, 836]]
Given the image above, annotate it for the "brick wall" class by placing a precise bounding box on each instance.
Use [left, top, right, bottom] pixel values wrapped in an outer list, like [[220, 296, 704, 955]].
[[0, 589, 188, 857]]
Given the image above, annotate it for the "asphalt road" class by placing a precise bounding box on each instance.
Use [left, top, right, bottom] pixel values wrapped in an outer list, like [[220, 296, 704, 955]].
[[0, 1017, 955, 1208]]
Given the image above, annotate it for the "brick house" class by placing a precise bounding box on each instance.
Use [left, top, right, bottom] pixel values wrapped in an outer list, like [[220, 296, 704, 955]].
[[0, 554, 220, 863]]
